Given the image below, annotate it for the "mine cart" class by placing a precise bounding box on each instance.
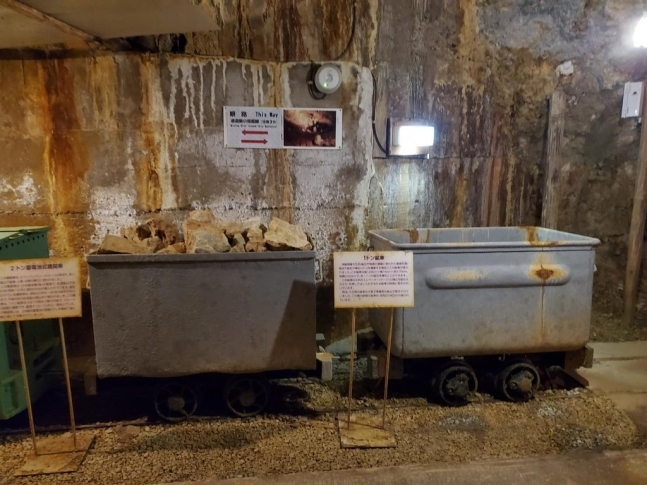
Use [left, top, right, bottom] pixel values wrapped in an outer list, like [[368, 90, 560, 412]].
[[366, 227, 599, 405], [87, 251, 324, 420]]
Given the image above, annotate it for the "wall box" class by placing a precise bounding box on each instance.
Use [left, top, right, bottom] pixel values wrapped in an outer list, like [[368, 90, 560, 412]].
[[622, 82, 643, 119]]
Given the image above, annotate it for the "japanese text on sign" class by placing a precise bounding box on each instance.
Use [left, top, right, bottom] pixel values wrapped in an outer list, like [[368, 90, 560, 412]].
[[333, 252, 414, 308], [224, 107, 283, 149], [224, 106, 343, 150], [0, 258, 82, 321]]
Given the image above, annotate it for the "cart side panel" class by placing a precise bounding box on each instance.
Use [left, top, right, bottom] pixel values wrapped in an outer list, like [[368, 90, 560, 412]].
[[367, 228, 598, 359], [88, 253, 316, 378], [540, 248, 596, 350], [389, 250, 544, 358]]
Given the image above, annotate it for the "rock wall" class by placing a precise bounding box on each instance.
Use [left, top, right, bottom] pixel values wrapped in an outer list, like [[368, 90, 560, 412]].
[[182, 0, 647, 328], [180, 0, 647, 324]]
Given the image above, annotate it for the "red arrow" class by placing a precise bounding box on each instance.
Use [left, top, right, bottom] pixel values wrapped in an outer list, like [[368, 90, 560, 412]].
[[241, 139, 268, 144], [242, 129, 268, 135]]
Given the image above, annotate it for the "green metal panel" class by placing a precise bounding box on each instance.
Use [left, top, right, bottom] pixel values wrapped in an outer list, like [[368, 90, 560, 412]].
[[0, 226, 50, 259], [0, 226, 61, 420]]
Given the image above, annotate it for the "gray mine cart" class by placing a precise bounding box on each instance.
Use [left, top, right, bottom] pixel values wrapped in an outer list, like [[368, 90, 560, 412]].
[[367, 227, 600, 406], [87, 251, 325, 421]]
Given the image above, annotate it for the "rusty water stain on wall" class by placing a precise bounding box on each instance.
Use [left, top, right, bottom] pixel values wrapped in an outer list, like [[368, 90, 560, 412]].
[[42, 59, 89, 213], [136, 61, 164, 213], [184, 0, 374, 66], [0, 54, 373, 300], [366, 0, 544, 234], [39, 59, 92, 257], [181, 0, 539, 245], [266, 150, 294, 223]]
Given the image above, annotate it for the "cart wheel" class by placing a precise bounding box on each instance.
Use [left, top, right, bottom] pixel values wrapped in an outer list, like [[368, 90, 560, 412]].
[[432, 361, 478, 406], [153, 380, 199, 423], [497, 360, 540, 402], [223, 374, 270, 418]]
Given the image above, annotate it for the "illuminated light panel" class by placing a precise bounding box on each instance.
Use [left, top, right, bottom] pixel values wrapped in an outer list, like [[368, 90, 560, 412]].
[[634, 14, 647, 48], [395, 125, 435, 148], [387, 119, 435, 158]]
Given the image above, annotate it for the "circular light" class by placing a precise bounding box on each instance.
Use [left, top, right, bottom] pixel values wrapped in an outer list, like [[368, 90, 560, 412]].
[[314, 64, 342, 94]]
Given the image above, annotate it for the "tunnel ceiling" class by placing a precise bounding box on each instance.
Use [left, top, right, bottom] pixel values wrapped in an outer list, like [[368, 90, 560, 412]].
[[0, 0, 216, 49]]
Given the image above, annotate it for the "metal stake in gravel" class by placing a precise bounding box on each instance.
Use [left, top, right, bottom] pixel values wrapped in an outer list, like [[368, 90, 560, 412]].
[[0, 257, 95, 476], [347, 308, 356, 429], [382, 308, 394, 428], [333, 251, 414, 448]]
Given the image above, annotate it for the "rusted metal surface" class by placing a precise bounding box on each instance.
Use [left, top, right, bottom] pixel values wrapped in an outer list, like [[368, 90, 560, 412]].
[[87, 252, 317, 378], [368, 227, 599, 358], [425, 262, 571, 289]]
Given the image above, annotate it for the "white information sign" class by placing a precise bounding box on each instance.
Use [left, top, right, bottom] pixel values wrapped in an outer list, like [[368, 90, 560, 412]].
[[224, 106, 343, 149], [333, 252, 414, 309], [0, 257, 82, 321], [224, 106, 283, 149]]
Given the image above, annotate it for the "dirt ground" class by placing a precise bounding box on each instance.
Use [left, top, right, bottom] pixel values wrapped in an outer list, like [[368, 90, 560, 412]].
[[590, 312, 647, 342], [0, 378, 640, 485], [590, 263, 647, 342]]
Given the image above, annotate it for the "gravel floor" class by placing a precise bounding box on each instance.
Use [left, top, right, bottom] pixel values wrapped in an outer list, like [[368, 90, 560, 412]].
[[0, 380, 640, 485]]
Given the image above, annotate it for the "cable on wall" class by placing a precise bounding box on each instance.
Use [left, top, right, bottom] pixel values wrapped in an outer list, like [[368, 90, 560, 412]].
[[371, 70, 388, 155], [333, 0, 356, 61], [307, 1, 357, 100]]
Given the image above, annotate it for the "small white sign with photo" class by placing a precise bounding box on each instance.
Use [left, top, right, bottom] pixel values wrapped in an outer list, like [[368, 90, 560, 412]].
[[283, 108, 343, 149], [224, 106, 343, 150]]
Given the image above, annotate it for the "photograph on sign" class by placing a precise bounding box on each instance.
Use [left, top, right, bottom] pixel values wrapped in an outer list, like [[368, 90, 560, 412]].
[[283, 108, 342, 149], [0, 257, 82, 321], [223, 106, 283, 149], [333, 251, 414, 309]]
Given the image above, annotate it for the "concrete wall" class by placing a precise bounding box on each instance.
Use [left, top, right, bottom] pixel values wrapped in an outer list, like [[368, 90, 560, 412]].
[[0, 55, 372, 256], [0, 54, 373, 344], [3, 0, 647, 349]]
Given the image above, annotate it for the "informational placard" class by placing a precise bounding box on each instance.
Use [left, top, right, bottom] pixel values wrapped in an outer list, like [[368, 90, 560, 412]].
[[224, 106, 283, 149], [224, 106, 342, 149], [0, 257, 82, 321], [334, 252, 414, 308]]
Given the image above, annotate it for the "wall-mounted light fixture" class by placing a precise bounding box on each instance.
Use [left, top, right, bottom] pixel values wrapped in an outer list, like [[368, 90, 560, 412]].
[[387, 119, 435, 158], [315, 64, 342, 94], [634, 14, 647, 48], [308, 63, 342, 100]]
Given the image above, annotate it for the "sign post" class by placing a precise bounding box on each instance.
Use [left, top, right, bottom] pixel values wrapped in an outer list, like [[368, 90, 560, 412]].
[[382, 307, 394, 428], [0, 257, 92, 476], [333, 251, 414, 448]]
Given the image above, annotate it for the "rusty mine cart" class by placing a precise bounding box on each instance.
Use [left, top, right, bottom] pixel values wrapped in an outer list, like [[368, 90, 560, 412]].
[[365, 227, 599, 406]]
